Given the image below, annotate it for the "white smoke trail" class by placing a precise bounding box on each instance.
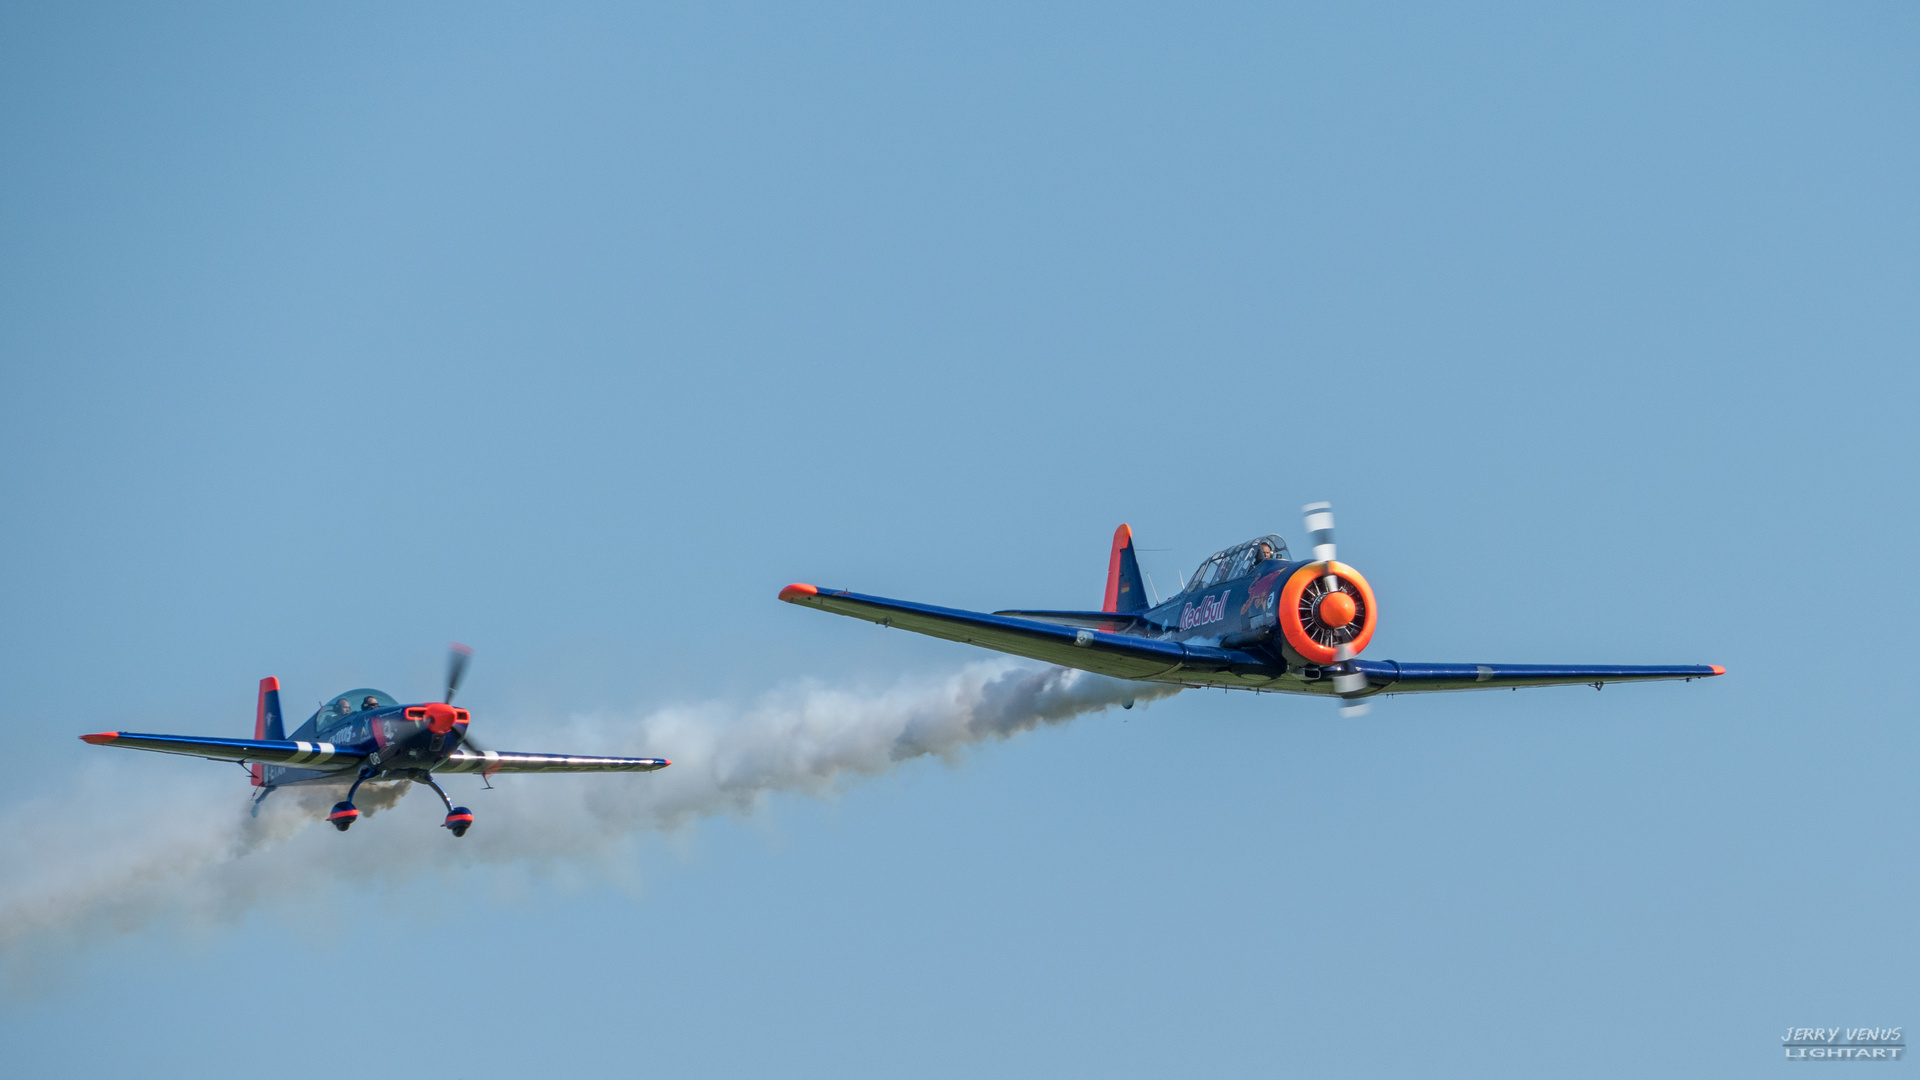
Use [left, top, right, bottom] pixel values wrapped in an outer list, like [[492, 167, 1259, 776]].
[[0, 662, 1177, 988]]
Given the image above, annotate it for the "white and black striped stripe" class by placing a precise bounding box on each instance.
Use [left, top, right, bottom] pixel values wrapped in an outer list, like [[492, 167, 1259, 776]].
[[436, 749, 668, 773]]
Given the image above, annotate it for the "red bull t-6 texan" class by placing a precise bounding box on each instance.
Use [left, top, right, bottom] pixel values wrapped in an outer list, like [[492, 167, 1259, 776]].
[[779, 503, 1723, 715], [78, 646, 668, 837]]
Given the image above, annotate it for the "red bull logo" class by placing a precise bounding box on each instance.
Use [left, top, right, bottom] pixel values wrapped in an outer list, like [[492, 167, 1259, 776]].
[[1240, 570, 1282, 618], [1180, 591, 1230, 631]]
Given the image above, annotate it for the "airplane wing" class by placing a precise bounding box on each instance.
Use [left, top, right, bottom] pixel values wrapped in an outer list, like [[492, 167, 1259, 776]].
[[79, 731, 365, 771], [1350, 660, 1723, 693], [990, 610, 1167, 633], [779, 584, 1724, 696], [778, 584, 1269, 680], [435, 749, 669, 773]]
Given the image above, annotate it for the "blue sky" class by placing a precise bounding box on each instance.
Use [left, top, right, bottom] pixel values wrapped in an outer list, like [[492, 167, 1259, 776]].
[[1, 3, 1915, 1076]]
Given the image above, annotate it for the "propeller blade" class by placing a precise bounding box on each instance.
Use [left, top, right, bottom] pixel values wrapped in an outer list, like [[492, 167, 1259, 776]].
[[1332, 667, 1369, 717], [1305, 503, 1368, 715], [445, 642, 473, 704], [1302, 502, 1337, 563]]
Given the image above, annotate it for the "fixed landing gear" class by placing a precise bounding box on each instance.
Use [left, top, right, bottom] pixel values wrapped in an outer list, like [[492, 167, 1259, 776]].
[[329, 767, 374, 832], [417, 773, 473, 838], [327, 770, 473, 837]]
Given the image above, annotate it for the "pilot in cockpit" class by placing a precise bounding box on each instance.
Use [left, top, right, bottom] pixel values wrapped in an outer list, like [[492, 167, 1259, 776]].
[[361, 696, 381, 713], [332, 698, 354, 718], [1254, 541, 1275, 562]]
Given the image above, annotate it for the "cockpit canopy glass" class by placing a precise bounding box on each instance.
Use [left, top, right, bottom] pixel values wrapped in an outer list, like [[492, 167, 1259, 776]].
[[1187, 534, 1290, 592], [310, 688, 398, 733], [307, 689, 399, 742]]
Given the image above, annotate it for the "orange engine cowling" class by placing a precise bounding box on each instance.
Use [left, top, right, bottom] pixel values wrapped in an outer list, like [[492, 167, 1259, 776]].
[[1277, 561, 1378, 665], [406, 703, 470, 735]]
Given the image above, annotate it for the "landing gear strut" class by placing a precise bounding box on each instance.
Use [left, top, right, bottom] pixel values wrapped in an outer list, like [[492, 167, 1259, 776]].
[[328, 768, 372, 832], [417, 773, 473, 838]]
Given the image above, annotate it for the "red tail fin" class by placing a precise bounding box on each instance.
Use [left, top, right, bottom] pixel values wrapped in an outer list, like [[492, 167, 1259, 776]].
[[252, 677, 282, 786], [1103, 525, 1149, 614]]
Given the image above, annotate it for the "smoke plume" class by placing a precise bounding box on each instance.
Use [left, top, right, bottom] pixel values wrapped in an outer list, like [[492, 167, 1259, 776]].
[[0, 662, 1176, 987]]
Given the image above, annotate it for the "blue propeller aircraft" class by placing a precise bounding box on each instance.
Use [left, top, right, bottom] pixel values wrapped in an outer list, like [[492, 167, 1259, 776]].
[[780, 503, 1723, 715], [80, 645, 670, 836]]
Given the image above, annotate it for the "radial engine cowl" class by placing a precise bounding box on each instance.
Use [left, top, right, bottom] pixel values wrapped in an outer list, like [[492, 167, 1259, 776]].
[[1277, 561, 1378, 665]]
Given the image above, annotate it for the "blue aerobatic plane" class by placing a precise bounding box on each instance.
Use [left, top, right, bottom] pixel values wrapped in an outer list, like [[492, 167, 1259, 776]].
[[780, 504, 1722, 715], [80, 645, 669, 836]]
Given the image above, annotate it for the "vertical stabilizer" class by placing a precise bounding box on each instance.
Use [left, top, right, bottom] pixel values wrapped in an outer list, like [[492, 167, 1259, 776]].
[[1102, 524, 1149, 615], [252, 677, 283, 786]]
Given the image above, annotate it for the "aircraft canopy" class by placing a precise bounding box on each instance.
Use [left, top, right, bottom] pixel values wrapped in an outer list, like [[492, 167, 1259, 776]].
[[309, 688, 398, 732], [1187, 534, 1290, 593]]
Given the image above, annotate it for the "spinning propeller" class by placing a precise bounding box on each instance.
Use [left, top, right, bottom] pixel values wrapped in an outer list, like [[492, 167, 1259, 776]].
[[445, 642, 472, 705], [441, 643, 489, 753], [1300, 503, 1372, 718]]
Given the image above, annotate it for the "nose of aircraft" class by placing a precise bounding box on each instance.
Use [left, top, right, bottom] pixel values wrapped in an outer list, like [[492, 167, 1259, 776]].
[[420, 702, 467, 734], [1317, 591, 1357, 629]]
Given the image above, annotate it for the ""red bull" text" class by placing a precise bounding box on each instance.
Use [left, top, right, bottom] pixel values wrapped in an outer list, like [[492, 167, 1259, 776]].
[[1180, 591, 1230, 631]]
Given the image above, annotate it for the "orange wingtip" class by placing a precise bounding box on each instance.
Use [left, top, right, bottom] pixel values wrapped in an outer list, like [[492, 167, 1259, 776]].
[[1709, 665, 1726, 676], [778, 583, 819, 602], [79, 732, 119, 744]]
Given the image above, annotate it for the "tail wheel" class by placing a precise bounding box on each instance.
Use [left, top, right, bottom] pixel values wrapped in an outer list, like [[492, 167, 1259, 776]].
[[1278, 561, 1378, 665]]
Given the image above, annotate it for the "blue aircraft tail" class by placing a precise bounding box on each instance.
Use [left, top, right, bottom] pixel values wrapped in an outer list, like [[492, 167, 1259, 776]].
[[252, 677, 284, 786], [1103, 524, 1149, 615]]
